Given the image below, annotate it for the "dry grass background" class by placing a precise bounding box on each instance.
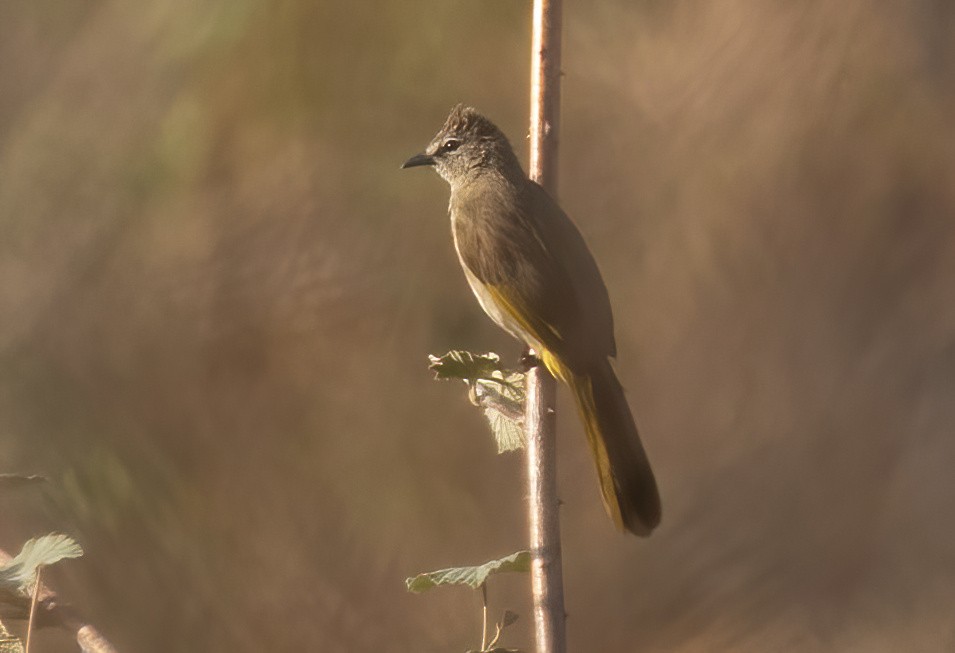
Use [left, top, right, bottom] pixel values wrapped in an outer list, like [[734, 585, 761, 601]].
[[1, 0, 954, 651]]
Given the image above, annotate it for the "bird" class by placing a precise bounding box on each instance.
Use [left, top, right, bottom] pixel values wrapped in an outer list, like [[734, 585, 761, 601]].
[[402, 105, 660, 536]]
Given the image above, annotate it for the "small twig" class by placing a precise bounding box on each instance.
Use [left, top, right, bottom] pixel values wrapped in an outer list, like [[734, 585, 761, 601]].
[[487, 621, 503, 649], [471, 382, 526, 423], [480, 583, 488, 651], [25, 566, 41, 653]]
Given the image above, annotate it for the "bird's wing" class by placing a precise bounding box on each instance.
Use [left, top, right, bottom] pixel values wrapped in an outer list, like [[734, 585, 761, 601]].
[[525, 181, 617, 359], [454, 179, 616, 372]]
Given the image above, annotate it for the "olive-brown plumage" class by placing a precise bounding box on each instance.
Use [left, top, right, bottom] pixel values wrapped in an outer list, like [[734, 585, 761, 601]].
[[403, 105, 661, 535]]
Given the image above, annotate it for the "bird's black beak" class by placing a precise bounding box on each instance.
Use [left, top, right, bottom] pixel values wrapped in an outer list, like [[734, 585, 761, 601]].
[[401, 153, 435, 169]]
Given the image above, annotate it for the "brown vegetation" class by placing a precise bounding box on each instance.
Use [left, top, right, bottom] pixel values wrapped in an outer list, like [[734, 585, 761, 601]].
[[1, 1, 953, 650]]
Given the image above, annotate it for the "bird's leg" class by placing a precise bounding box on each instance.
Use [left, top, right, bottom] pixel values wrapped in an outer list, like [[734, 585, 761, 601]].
[[518, 346, 541, 372]]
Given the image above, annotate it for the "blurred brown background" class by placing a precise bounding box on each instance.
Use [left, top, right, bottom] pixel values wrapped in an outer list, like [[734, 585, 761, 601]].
[[1, 0, 954, 651]]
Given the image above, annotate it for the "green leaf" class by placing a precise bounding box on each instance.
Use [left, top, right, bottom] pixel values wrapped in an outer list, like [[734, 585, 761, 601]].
[[0, 534, 84, 595], [500, 610, 519, 629], [406, 550, 531, 593], [474, 374, 525, 453], [428, 351, 515, 386], [0, 474, 46, 490]]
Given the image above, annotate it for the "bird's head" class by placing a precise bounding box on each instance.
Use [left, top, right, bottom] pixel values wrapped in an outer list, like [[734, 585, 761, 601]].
[[401, 105, 522, 186]]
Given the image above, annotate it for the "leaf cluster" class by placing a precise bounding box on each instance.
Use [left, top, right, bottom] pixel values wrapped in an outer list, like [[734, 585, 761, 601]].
[[428, 351, 526, 453], [412, 352, 533, 651]]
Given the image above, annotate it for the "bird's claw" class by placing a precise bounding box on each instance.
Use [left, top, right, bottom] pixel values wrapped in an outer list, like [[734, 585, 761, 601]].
[[518, 350, 541, 372]]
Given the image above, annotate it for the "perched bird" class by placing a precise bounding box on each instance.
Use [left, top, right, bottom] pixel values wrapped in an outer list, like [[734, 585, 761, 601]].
[[402, 105, 660, 536]]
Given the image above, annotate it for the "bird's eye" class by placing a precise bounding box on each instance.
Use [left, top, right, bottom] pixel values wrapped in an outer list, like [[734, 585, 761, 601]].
[[441, 139, 461, 152]]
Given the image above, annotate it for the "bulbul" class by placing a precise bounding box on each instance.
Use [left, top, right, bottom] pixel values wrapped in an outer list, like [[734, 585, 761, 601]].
[[402, 105, 660, 536]]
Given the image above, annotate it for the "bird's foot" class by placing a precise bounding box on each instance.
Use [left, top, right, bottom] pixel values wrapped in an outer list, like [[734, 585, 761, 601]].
[[518, 349, 541, 372]]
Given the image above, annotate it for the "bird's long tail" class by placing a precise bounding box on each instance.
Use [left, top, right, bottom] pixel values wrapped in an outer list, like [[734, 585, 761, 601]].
[[542, 352, 661, 536]]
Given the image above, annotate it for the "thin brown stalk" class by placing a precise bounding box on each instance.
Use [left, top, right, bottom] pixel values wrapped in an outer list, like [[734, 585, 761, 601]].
[[481, 583, 489, 650], [25, 566, 41, 653], [526, 2, 567, 652]]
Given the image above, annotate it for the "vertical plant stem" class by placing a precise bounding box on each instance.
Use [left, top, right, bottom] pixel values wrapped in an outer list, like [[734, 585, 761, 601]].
[[481, 583, 489, 651], [25, 566, 42, 653], [528, 3, 566, 652], [530, 0, 562, 195]]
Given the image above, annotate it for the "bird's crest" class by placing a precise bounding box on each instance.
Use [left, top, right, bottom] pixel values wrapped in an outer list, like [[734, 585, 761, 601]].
[[440, 105, 502, 141]]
